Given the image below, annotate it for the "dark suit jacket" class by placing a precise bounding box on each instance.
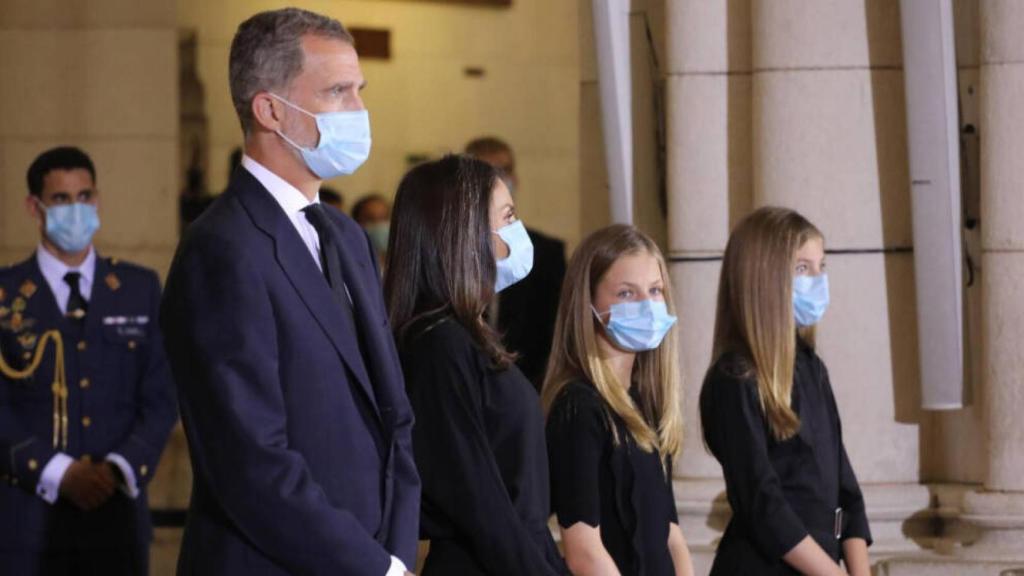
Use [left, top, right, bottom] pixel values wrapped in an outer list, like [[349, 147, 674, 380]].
[[161, 168, 420, 575], [0, 255, 177, 553], [497, 228, 566, 389]]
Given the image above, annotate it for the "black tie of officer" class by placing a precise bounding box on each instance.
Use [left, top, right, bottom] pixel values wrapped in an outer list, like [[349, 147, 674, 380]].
[[65, 271, 88, 321], [302, 204, 360, 341]]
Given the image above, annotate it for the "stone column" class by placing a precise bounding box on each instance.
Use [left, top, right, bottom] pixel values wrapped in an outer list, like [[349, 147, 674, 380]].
[[748, 0, 931, 558], [664, 1, 751, 572], [958, 0, 1024, 559]]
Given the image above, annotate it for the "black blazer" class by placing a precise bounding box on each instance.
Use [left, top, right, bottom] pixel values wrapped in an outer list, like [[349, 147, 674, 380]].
[[699, 342, 871, 575], [161, 168, 420, 575]]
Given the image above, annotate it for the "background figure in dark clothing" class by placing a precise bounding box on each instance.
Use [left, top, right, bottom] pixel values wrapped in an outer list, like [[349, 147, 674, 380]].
[[351, 194, 391, 266], [385, 155, 568, 576], [465, 136, 566, 389], [320, 186, 345, 212]]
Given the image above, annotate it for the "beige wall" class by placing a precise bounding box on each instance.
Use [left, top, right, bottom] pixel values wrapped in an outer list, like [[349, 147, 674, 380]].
[[178, 0, 581, 247], [0, 2, 179, 274]]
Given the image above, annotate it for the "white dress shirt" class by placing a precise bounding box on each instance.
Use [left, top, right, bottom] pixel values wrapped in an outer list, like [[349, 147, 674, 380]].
[[242, 156, 408, 576], [241, 155, 323, 270], [34, 245, 140, 504]]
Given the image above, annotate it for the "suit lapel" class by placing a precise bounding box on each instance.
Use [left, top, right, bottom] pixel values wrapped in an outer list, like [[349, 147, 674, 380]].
[[233, 170, 379, 416], [325, 216, 403, 426]]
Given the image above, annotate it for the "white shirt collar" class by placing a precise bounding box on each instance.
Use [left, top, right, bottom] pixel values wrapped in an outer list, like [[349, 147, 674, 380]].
[[36, 244, 96, 289], [36, 244, 97, 312], [241, 154, 320, 216]]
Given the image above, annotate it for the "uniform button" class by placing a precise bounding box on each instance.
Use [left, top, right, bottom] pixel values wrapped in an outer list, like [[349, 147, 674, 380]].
[[82, 416, 92, 428], [140, 465, 149, 477], [127, 341, 137, 350], [22, 352, 31, 360], [77, 341, 87, 352], [27, 459, 38, 471], [79, 377, 90, 389]]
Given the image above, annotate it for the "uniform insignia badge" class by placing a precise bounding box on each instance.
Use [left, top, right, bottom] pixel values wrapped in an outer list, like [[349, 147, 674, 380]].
[[10, 313, 23, 331], [0, 286, 6, 302], [17, 332, 37, 350], [105, 273, 121, 292], [12, 297, 26, 313], [0, 306, 8, 319], [19, 280, 36, 299]]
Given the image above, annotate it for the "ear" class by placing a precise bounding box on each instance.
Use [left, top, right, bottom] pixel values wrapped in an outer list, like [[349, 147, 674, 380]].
[[25, 195, 41, 220], [251, 93, 284, 132]]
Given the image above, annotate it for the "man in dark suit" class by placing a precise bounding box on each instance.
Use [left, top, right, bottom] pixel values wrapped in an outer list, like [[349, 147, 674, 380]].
[[0, 146, 178, 574], [161, 8, 419, 576], [466, 137, 567, 389]]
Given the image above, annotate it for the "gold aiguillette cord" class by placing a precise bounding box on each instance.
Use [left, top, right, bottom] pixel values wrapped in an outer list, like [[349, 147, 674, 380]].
[[0, 330, 69, 450]]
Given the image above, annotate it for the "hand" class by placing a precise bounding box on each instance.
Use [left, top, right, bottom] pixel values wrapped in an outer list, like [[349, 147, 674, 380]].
[[59, 459, 116, 510]]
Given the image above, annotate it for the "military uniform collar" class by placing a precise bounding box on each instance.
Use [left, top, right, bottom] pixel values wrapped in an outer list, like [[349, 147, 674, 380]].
[[35, 244, 97, 310]]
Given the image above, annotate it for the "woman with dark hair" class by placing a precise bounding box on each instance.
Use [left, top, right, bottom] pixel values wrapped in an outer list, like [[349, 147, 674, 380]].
[[384, 155, 567, 575]]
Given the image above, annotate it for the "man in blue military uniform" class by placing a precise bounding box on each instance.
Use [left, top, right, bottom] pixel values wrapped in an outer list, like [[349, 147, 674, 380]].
[[0, 146, 178, 574]]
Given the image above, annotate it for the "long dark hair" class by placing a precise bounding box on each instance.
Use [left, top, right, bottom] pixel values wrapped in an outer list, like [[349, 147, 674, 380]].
[[384, 154, 515, 369]]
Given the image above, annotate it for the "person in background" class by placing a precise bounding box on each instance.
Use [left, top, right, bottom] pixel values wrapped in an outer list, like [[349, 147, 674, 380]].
[[465, 136, 566, 390], [160, 8, 419, 575], [0, 146, 178, 575], [321, 186, 345, 213], [543, 224, 694, 576], [385, 155, 567, 576], [700, 206, 871, 575], [351, 193, 390, 264]]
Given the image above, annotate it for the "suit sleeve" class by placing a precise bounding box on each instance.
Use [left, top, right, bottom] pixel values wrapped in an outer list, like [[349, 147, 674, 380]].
[[108, 270, 178, 491], [407, 329, 562, 576], [161, 233, 393, 576], [820, 365, 872, 545], [700, 369, 809, 560], [365, 229, 421, 567]]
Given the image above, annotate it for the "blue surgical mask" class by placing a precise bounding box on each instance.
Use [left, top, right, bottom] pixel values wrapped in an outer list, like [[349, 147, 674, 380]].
[[271, 94, 371, 179], [38, 201, 100, 253], [793, 273, 829, 327], [594, 300, 677, 352], [366, 222, 390, 254], [494, 220, 533, 292]]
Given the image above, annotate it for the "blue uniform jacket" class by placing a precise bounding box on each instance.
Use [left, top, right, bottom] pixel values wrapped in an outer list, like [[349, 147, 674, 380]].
[[0, 254, 178, 551], [160, 168, 420, 576]]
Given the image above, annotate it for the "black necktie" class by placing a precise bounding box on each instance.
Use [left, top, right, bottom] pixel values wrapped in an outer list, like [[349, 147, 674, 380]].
[[302, 204, 360, 340], [64, 271, 88, 321]]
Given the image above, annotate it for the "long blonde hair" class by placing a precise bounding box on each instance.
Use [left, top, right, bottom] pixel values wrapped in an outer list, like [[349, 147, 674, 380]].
[[711, 206, 822, 441], [541, 224, 683, 462]]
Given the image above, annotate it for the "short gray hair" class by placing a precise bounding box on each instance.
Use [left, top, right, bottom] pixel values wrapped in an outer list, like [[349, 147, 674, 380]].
[[229, 8, 354, 134]]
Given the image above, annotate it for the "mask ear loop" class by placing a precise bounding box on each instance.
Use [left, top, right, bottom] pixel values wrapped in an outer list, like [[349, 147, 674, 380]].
[[269, 93, 321, 152]]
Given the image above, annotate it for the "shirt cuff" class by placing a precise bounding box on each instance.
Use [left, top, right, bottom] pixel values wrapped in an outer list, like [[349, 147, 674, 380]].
[[36, 452, 74, 504], [385, 555, 408, 576], [105, 453, 140, 499]]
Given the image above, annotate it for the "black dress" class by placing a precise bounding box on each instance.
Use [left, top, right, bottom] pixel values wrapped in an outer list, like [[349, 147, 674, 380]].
[[400, 316, 567, 576], [699, 340, 872, 575], [547, 381, 678, 575]]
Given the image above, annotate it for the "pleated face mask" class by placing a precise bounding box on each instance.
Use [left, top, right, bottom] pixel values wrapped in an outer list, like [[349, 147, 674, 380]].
[[494, 220, 534, 292], [792, 273, 830, 327], [594, 300, 677, 352], [271, 93, 372, 179]]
